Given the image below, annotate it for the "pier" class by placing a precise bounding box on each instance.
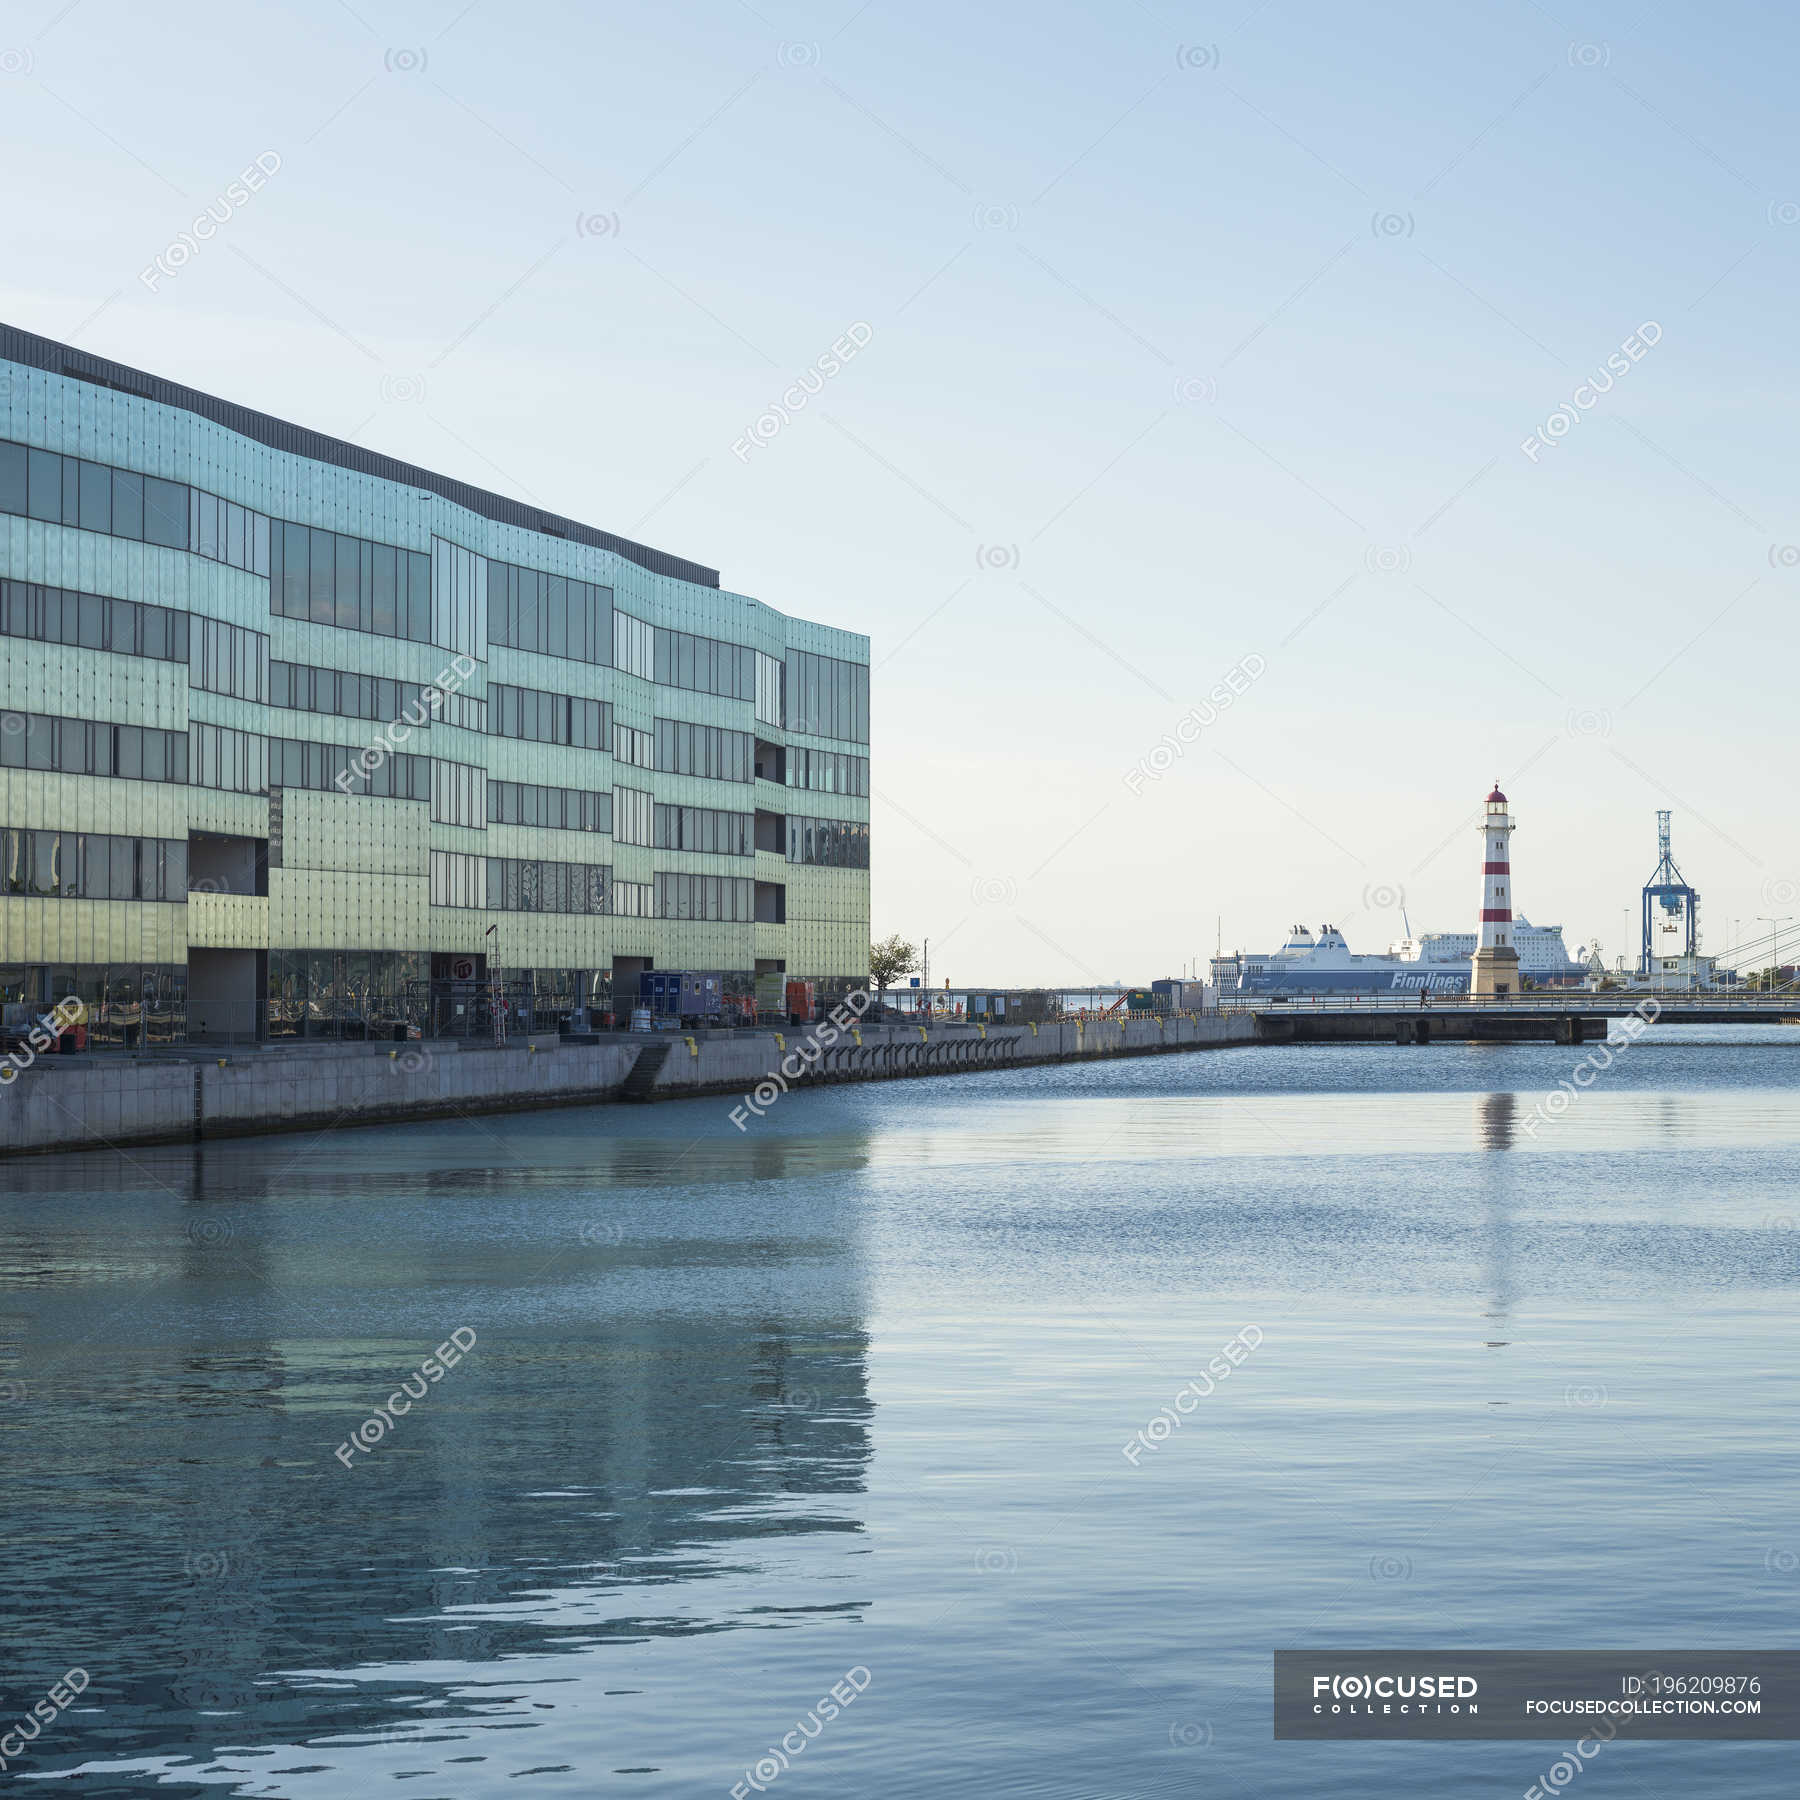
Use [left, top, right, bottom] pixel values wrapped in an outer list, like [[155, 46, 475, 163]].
[[1232, 993, 1797, 1043]]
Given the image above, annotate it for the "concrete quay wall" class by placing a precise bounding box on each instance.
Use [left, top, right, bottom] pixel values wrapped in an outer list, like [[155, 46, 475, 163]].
[[0, 1013, 1254, 1158], [652, 1012, 1253, 1100]]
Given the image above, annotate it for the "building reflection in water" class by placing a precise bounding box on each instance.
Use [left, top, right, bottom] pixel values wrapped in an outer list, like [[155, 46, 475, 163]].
[[1476, 1091, 1517, 1349], [0, 1119, 874, 1784]]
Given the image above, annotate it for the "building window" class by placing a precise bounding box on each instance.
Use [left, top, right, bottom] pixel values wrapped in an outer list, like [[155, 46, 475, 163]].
[[654, 871, 754, 921], [613, 722, 654, 768], [270, 519, 433, 643], [486, 780, 610, 832], [429, 849, 487, 908], [430, 537, 488, 661], [270, 661, 431, 727], [430, 758, 487, 828], [615, 786, 653, 846], [613, 610, 654, 679], [610, 878, 652, 917], [434, 686, 486, 732], [189, 616, 270, 702], [269, 737, 428, 799], [189, 488, 271, 576], [785, 746, 869, 798], [0, 580, 191, 664], [0, 712, 188, 783], [0, 439, 191, 551], [488, 681, 608, 748], [487, 556, 612, 664], [482, 856, 609, 914], [653, 718, 752, 782], [653, 625, 757, 701], [784, 648, 868, 743], [787, 815, 869, 867], [655, 804, 753, 856], [189, 723, 269, 794], [755, 650, 785, 727], [1, 827, 187, 900]]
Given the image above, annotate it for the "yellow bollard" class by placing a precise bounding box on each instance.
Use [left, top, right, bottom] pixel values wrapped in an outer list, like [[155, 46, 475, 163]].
[[851, 1027, 862, 1046], [685, 1035, 698, 1057]]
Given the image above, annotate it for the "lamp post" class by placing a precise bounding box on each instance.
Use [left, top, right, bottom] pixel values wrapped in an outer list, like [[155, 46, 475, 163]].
[[1759, 917, 1791, 991]]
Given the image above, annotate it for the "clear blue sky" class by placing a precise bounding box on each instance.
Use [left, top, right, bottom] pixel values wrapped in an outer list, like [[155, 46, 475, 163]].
[[6, 0, 1797, 982]]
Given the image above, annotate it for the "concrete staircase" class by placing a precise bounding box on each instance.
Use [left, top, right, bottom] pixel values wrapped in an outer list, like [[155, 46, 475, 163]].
[[620, 1041, 673, 1101]]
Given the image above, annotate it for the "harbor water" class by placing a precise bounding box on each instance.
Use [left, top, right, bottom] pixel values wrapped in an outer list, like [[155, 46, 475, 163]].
[[4, 1026, 1798, 1797]]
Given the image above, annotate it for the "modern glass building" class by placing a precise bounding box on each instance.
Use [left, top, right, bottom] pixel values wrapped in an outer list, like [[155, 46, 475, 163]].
[[0, 324, 869, 1043]]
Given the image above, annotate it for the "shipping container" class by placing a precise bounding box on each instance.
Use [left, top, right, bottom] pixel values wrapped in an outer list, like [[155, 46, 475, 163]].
[[638, 971, 724, 1023]]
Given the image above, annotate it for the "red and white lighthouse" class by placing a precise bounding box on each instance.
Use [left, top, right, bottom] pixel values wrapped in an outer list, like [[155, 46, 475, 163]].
[[1470, 782, 1521, 998]]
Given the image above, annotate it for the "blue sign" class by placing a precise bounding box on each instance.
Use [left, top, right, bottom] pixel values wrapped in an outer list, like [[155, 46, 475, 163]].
[[909, 977, 920, 987]]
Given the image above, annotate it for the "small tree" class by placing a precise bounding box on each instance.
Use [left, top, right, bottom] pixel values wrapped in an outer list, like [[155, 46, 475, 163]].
[[869, 934, 918, 1004]]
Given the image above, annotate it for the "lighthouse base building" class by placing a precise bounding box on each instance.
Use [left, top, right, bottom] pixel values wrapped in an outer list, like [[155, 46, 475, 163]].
[[1470, 943, 1520, 999]]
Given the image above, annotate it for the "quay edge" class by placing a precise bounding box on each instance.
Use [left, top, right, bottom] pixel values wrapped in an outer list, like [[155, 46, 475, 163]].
[[0, 1014, 1255, 1158]]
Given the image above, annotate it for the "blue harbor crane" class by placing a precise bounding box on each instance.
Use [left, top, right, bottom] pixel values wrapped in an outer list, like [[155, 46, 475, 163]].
[[1639, 810, 1699, 974]]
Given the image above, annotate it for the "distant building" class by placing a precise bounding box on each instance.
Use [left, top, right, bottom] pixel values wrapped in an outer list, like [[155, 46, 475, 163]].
[[1391, 917, 1584, 982]]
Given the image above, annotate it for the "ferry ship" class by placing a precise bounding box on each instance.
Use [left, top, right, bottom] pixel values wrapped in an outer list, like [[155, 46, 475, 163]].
[[1210, 918, 1583, 997]]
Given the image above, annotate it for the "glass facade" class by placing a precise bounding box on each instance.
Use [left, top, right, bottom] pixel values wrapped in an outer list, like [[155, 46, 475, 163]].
[[1, 332, 870, 1046], [0, 962, 187, 1047], [267, 949, 427, 1039]]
